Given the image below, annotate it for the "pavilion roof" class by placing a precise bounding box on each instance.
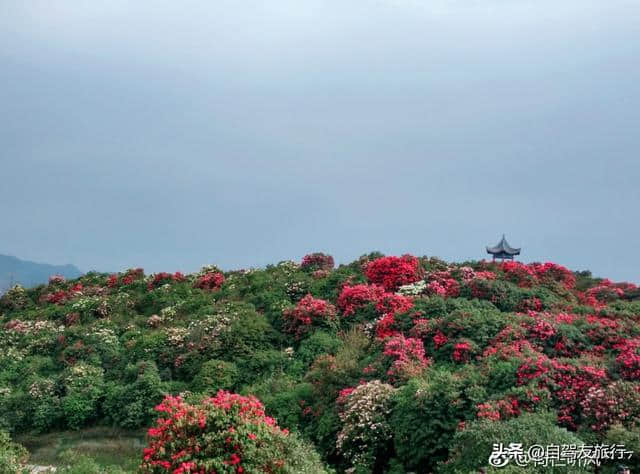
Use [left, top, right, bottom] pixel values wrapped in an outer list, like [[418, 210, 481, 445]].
[[486, 234, 521, 256]]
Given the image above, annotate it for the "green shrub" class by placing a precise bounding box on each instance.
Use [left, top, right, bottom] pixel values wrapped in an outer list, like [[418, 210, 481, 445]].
[[442, 411, 586, 473], [57, 449, 129, 474], [103, 361, 164, 429], [0, 430, 28, 473], [191, 359, 238, 393], [61, 364, 104, 429], [390, 371, 468, 473]]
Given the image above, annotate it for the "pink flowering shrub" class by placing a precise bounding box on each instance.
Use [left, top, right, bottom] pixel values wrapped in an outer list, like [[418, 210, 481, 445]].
[[282, 294, 337, 338], [580, 381, 640, 433], [194, 271, 225, 291], [312, 269, 330, 279], [364, 255, 422, 291], [383, 335, 431, 381], [501, 261, 538, 287], [433, 330, 448, 349], [585, 279, 626, 304], [426, 279, 460, 298], [423, 269, 461, 297], [141, 391, 323, 473], [516, 356, 608, 429], [452, 340, 474, 363], [107, 268, 145, 288], [375, 293, 413, 316], [615, 338, 640, 380], [147, 272, 186, 290], [517, 297, 543, 312], [532, 262, 576, 290], [48, 274, 66, 285], [524, 315, 557, 342], [300, 252, 334, 271], [476, 397, 521, 421], [337, 284, 386, 316], [40, 283, 84, 305], [373, 293, 414, 339], [337, 284, 414, 339]]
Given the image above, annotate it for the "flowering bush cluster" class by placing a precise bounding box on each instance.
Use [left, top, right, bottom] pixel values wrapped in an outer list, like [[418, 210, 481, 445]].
[[336, 380, 395, 472], [499, 261, 575, 289], [48, 274, 66, 285], [615, 338, 640, 380], [108, 268, 145, 288], [476, 396, 522, 421], [580, 381, 640, 433], [282, 294, 336, 338], [581, 278, 637, 306], [40, 283, 84, 305], [300, 253, 334, 271], [337, 284, 386, 316], [141, 391, 323, 473], [335, 283, 415, 339], [1, 252, 639, 473], [194, 271, 225, 291], [383, 335, 430, 381], [452, 340, 474, 363], [0, 284, 29, 310], [364, 255, 422, 291], [147, 272, 186, 290], [516, 356, 608, 428]]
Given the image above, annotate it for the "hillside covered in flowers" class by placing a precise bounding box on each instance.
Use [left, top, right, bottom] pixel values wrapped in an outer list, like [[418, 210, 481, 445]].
[[1, 253, 639, 473]]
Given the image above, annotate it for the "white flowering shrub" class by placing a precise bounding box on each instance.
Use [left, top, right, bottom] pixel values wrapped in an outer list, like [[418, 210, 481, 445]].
[[336, 380, 396, 472], [187, 313, 232, 343], [397, 280, 427, 296], [71, 295, 108, 318], [90, 325, 118, 347], [160, 305, 177, 320], [164, 327, 189, 348], [2, 319, 64, 353], [0, 284, 29, 311]]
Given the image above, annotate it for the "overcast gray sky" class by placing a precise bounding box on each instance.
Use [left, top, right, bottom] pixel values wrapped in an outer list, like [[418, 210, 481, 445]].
[[1, 0, 639, 282]]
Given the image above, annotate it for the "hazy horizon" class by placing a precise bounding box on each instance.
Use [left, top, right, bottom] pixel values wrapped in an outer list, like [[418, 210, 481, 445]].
[[1, 1, 638, 282]]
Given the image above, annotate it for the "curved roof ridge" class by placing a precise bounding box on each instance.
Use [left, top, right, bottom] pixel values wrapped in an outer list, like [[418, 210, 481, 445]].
[[486, 234, 521, 255]]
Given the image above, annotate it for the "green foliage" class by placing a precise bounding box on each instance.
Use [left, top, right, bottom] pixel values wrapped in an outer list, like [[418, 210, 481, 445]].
[[296, 331, 342, 368], [2, 255, 639, 472], [243, 375, 313, 430], [0, 430, 28, 473], [61, 364, 104, 429], [191, 359, 238, 393], [603, 425, 640, 471], [390, 371, 469, 472], [103, 361, 165, 429], [442, 411, 587, 473], [57, 449, 128, 474]]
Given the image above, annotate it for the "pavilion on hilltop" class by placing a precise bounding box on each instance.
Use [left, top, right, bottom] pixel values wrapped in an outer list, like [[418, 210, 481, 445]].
[[486, 235, 521, 261]]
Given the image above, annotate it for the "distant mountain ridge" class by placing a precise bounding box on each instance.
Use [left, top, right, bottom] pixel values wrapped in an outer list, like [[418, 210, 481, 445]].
[[0, 254, 82, 293]]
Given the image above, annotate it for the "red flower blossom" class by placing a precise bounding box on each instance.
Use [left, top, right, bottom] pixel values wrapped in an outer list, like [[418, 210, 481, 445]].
[[364, 255, 422, 291], [337, 284, 386, 316], [282, 294, 336, 338], [383, 335, 431, 380], [433, 330, 448, 349], [194, 271, 225, 291], [452, 341, 472, 363], [301, 252, 334, 271]]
